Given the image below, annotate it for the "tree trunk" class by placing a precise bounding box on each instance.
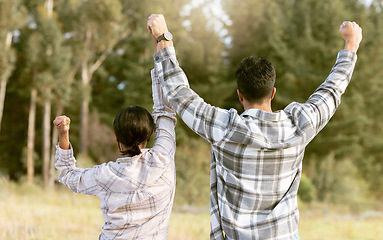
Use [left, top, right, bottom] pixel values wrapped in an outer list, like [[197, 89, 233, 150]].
[[49, 103, 63, 187], [0, 78, 7, 134], [1, 32, 14, 135], [80, 61, 90, 156], [45, 0, 54, 18], [27, 88, 37, 184], [80, 98, 89, 155], [42, 98, 51, 186]]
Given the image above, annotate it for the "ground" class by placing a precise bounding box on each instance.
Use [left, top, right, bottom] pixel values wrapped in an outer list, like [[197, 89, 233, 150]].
[[0, 181, 382, 240]]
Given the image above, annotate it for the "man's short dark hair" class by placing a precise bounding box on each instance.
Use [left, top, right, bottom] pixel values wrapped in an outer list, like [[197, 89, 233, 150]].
[[113, 105, 155, 156], [235, 56, 276, 103]]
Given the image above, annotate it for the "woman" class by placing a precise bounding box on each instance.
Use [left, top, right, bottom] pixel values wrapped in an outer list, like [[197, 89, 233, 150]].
[[54, 68, 176, 240]]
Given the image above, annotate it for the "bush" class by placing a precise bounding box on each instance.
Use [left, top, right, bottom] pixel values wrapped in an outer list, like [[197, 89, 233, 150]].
[[174, 138, 211, 206], [298, 174, 316, 203], [312, 153, 370, 208]]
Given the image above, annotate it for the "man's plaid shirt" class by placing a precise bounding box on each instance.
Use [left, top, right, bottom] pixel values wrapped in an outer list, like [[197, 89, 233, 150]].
[[154, 47, 357, 240], [55, 69, 176, 240]]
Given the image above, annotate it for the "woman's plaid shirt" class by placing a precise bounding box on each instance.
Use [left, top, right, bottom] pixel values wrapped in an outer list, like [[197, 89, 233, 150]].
[[154, 47, 357, 240], [55, 69, 177, 240]]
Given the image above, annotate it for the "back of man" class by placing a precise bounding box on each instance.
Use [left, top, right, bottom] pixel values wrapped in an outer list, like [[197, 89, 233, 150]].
[[148, 15, 362, 240]]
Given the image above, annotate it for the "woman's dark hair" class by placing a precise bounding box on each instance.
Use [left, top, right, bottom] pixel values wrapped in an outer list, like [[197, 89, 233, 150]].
[[235, 56, 276, 103], [113, 105, 155, 156]]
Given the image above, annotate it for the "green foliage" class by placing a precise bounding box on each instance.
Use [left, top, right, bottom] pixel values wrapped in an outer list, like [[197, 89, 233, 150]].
[[0, 0, 27, 80], [298, 174, 317, 203], [0, 0, 382, 206], [174, 138, 211, 206], [176, 4, 233, 107], [311, 153, 370, 207]]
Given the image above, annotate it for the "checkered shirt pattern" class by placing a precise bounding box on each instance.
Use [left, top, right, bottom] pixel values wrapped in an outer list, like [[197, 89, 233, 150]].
[[55, 69, 177, 240], [154, 47, 357, 240]]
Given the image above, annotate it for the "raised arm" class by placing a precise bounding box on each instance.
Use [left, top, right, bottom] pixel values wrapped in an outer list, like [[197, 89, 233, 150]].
[[54, 116, 101, 195], [287, 21, 362, 137], [151, 67, 177, 158], [148, 25, 177, 157], [147, 14, 232, 144]]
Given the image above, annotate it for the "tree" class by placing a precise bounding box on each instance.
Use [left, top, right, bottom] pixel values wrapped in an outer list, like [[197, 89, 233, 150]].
[[58, 0, 131, 156], [0, 0, 26, 134], [20, 30, 41, 184], [19, 0, 72, 185], [177, 4, 231, 107], [93, 0, 189, 118]]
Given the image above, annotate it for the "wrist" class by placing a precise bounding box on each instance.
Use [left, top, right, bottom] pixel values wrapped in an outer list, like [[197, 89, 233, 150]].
[[344, 41, 359, 53], [152, 37, 158, 54], [157, 40, 173, 52], [59, 131, 69, 136]]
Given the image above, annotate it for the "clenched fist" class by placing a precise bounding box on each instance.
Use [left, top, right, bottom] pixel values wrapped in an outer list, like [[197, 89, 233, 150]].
[[339, 21, 362, 53], [147, 14, 169, 39], [53, 115, 71, 135]]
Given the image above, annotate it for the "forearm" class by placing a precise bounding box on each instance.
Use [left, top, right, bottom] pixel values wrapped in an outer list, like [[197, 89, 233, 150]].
[[55, 145, 100, 195], [304, 50, 357, 132], [153, 48, 193, 117], [151, 68, 176, 124], [151, 36, 173, 54], [55, 144, 78, 191], [151, 68, 177, 157], [58, 132, 70, 150], [152, 115, 176, 157], [157, 40, 173, 52]]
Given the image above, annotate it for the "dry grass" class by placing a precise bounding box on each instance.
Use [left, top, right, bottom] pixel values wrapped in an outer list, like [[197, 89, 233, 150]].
[[0, 182, 101, 239], [299, 217, 383, 240], [0, 180, 382, 240]]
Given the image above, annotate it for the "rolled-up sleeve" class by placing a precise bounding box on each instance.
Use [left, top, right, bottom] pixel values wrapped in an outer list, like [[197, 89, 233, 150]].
[[151, 68, 177, 159], [55, 144, 101, 195], [154, 47, 232, 144], [285, 50, 357, 140]]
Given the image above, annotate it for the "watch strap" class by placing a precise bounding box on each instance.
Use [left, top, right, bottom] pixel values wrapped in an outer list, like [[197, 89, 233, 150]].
[[156, 34, 166, 43]]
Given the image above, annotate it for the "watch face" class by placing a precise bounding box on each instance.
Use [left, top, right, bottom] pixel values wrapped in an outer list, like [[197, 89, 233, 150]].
[[164, 32, 173, 41]]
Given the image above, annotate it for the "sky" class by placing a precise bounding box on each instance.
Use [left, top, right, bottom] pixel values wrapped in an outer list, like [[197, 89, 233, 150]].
[[182, 0, 231, 37], [184, 0, 376, 41], [363, 0, 374, 6]]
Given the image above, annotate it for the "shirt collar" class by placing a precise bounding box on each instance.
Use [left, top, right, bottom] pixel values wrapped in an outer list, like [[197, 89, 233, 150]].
[[241, 108, 288, 122], [116, 149, 149, 163]]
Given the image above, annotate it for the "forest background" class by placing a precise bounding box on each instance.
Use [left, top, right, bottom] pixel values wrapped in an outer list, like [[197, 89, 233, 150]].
[[0, 0, 383, 221]]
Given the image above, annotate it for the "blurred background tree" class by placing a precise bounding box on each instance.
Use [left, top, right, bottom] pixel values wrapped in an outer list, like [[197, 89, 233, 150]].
[[0, 0, 26, 134], [0, 0, 382, 208]]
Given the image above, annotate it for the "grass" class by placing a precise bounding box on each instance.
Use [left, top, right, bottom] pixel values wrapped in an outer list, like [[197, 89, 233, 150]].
[[0, 180, 382, 240], [299, 218, 383, 240]]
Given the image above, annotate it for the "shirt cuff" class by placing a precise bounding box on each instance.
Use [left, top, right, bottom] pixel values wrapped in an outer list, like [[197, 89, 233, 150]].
[[337, 49, 357, 63], [151, 68, 159, 83], [153, 46, 176, 63], [56, 143, 74, 160]]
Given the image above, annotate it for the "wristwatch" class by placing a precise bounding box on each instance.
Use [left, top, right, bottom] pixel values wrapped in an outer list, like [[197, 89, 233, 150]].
[[156, 32, 173, 43]]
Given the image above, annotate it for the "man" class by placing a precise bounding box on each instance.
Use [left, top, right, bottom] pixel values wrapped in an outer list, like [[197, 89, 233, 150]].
[[147, 14, 362, 240]]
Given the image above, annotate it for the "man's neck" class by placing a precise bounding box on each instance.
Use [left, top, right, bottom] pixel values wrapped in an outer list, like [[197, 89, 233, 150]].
[[243, 102, 273, 113]]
